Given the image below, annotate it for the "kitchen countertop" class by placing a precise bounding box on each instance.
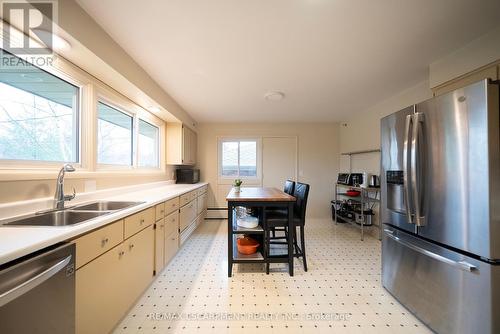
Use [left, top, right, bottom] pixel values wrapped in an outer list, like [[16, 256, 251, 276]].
[[0, 182, 208, 266]]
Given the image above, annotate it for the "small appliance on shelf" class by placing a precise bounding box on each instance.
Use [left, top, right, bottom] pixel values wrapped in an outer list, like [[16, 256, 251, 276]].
[[333, 172, 380, 240], [337, 173, 363, 186]]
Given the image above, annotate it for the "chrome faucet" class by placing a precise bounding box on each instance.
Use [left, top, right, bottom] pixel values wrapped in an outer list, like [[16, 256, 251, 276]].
[[54, 164, 76, 210]]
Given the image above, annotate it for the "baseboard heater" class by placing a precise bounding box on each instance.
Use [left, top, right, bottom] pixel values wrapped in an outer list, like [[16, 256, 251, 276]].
[[206, 207, 228, 220]]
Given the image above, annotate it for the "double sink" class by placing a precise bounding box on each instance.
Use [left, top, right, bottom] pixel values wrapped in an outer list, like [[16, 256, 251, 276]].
[[1, 201, 144, 227]]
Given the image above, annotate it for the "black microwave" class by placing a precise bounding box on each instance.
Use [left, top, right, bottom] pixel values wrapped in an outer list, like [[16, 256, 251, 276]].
[[176, 169, 200, 184]]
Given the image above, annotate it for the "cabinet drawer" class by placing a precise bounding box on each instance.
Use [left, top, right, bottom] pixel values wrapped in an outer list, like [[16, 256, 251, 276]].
[[165, 211, 179, 237], [165, 197, 179, 215], [189, 190, 198, 201], [74, 220, 123, 269], [155, 202, 166, 221], [164, 230, 179, 265], [180, 192, 191, 207], [179, 200, 196, 232], [197, 185, 207, 196], [124, 207, 154, 239]]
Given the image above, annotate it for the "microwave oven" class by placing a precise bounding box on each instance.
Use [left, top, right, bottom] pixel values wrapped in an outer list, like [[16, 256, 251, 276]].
[[176, 169, 200, 184]]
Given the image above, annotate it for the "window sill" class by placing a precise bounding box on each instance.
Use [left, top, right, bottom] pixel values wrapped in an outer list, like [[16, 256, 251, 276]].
[[0, 168, 167, 181], [217, 177, 261, 185]]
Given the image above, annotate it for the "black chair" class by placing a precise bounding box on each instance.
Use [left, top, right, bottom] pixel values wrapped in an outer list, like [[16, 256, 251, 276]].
[[265, 182, 310, 272], [283, 179, 295, 195], [268, 180, 295, 237]]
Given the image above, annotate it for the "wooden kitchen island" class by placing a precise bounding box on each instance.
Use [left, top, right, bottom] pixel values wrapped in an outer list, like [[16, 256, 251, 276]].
[[226, 187, 296, 277]]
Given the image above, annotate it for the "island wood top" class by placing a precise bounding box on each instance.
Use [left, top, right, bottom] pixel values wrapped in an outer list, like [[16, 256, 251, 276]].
[[226, 187, 296, 202]]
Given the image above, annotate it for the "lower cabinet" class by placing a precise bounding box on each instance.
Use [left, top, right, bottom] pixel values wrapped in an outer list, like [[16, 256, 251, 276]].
[[76, 226, 154, 334], [154, 218, 165, 274], [75, 185, 207, 334], [165, 230, 179, 264], [122, 226, 155, 305]]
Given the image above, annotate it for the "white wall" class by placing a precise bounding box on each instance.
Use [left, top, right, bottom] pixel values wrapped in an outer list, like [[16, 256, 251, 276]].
[[197, 123, 340, 219], [430, 24, 500, 88], [339, 79, 432, 154]]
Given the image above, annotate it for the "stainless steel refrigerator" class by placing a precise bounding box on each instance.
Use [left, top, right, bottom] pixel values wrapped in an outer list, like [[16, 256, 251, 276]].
[[381, 79, 500, 334]]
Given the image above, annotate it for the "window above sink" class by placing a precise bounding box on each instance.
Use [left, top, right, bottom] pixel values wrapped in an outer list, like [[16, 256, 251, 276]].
[[0, 48, 165, 179]]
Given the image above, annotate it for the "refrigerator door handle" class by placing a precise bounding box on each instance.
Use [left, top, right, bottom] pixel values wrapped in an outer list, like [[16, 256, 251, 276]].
[[411, 112, 425, 226], [385, 232, 477, 272], [403, 114, 414, 224]]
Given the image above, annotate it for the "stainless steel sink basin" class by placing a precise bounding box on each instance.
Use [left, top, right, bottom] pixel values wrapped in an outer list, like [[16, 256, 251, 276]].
[[71, 201, 143, 212], [1, 201, 144, 227], [3, 210, 111, 227]]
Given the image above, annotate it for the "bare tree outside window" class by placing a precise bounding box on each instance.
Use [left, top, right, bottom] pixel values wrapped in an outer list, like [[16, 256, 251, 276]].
[[97, 102, 133, 166], [138, 119, 159, 167], [0, 51, 79, 163]]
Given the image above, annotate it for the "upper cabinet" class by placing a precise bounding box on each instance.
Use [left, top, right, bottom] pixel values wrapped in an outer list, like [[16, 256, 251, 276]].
[[166, 123, 197, 165], [432, 62, 499, 96]]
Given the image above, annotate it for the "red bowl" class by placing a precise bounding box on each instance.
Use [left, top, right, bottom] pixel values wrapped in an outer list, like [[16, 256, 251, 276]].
[[237, 236, 260, 255], [346, 190, 361, 197]]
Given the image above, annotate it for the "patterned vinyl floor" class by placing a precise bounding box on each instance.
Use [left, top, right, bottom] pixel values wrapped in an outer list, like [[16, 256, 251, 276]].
[[113, 219, 431, 334]]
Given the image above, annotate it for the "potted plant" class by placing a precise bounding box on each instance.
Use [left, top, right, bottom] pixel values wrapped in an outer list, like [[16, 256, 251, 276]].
[[233, 179, 243, 193]]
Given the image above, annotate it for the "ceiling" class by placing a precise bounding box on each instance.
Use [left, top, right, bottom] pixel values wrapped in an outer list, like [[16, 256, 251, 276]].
[[76, 0, 500, 122]]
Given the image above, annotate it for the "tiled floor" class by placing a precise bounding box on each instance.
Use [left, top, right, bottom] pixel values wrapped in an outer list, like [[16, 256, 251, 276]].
[[113, 219, 431, 334]]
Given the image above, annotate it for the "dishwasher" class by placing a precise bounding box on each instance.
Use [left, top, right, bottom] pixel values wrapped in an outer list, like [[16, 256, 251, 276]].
[[0, 243, 75, 334]]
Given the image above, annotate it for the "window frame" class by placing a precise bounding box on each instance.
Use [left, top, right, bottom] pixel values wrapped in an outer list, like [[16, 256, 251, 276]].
[[217, 137, 262, 182], [0, 29, 167, 180], [0, 51, 86, 170], [95, 84, 164, 171], [137, 119, 160, 169], [95, 99, 135, 169]]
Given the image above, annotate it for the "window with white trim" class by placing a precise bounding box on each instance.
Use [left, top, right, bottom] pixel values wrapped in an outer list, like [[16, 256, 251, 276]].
[[219, 139, 259, 178], [97, 102, 133, 166], [0, 50, 80, 163]]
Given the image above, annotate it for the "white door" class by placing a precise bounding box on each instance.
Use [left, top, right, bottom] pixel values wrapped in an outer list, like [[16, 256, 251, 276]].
[[262, 137, 297, 190]]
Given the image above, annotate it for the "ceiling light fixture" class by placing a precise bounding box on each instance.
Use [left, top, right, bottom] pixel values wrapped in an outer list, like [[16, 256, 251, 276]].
[[264, 91, 285, 101]]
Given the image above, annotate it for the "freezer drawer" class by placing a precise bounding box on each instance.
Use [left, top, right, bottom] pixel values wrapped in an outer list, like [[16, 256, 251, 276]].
[[382, 226, 500, 334]]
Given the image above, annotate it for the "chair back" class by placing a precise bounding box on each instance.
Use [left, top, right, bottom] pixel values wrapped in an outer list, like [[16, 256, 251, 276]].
[[284, 180, 295, 195], [293, 182, 310, 224]]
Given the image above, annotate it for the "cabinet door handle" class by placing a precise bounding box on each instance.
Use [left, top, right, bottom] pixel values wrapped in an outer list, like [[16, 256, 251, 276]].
[[140, 218, 145, 224], [119, 251, 125, 257], [101, 237, 109, 247], [129, 244, 135, 250], [160, 224, 164, 229]]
